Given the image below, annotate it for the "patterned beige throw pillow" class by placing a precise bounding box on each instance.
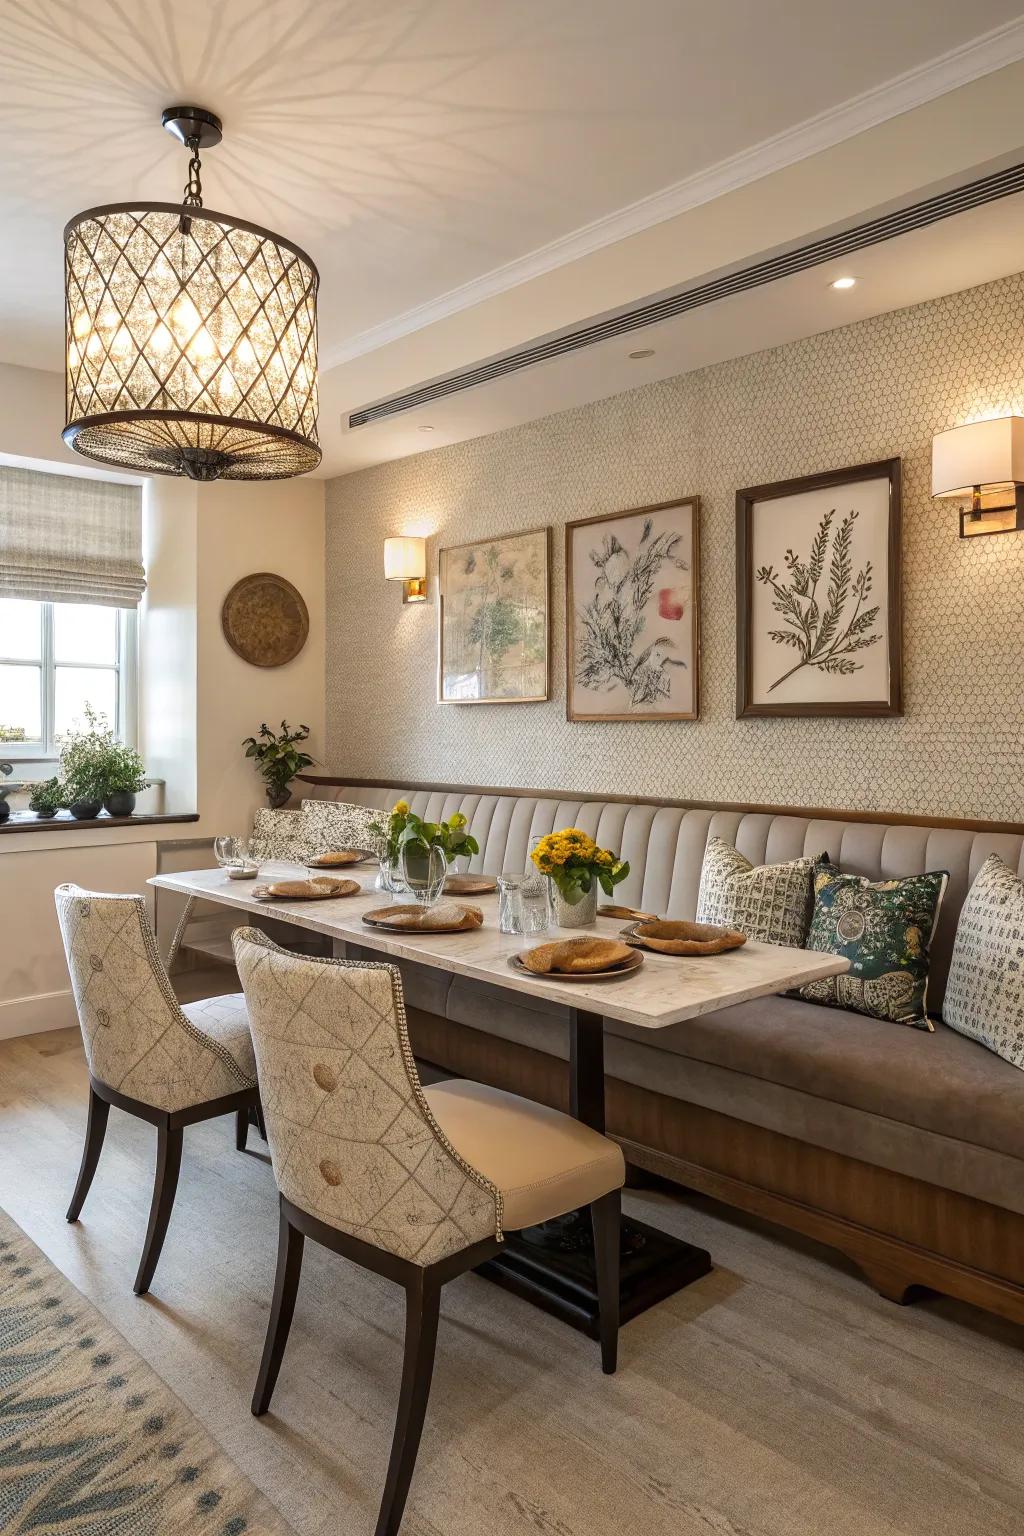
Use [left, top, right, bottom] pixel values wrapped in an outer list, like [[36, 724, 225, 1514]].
[[943, 854, 1024, 1070], [696, 836, 816, 947], [300, 798, 387, 858]]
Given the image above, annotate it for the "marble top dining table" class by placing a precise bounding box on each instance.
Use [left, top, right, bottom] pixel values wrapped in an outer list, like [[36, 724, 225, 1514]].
[[151, 862, 850, 1335], [150, 862, 849, 1031]]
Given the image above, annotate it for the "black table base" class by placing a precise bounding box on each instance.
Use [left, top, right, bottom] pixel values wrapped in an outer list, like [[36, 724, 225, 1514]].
[[476, 1211, 712, 1338], [474, 1007, 713, 1334]]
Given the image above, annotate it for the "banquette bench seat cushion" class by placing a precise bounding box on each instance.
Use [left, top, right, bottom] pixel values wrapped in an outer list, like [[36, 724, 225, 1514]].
[[302, 781, 1024, 1219]]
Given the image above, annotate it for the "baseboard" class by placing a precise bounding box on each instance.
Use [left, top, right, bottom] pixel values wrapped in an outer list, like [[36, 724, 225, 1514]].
[[0, 989, 77, 1039]]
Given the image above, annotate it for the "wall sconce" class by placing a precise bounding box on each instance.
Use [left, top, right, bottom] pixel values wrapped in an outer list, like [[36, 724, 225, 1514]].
[[932, 417, 1024, 538], [384, 536, 427, 603]]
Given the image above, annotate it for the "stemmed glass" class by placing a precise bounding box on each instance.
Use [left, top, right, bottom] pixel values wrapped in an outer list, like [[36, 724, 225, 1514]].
[[214, 836, 258, 877]]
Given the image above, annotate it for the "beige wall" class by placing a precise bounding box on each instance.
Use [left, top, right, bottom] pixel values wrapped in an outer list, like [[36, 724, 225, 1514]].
[[0, 382, 327, 1037], [325, 269, 1024, 823]]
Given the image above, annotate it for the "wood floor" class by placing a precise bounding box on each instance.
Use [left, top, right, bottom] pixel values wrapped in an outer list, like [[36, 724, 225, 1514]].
[[1, 1024, 1022, 1536]]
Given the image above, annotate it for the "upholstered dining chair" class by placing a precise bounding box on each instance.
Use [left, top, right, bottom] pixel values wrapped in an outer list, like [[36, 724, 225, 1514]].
[[232, 926, 625, 1536], [54, 884, 262, 1296]]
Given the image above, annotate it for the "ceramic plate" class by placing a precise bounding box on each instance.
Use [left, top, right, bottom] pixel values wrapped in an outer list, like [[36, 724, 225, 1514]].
[[507, 950, 644, 982], [306, 848, 375, 868], [252, 877, 360, 903], [362, 904, 482, 934], [443, 874, 497, 894]]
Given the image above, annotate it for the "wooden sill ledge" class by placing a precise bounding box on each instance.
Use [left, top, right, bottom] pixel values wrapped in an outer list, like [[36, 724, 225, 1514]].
[[0, 812, 199, 836]]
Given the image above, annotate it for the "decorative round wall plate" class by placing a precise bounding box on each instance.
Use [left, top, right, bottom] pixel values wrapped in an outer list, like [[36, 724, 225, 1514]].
[[221, 572, 309, 667]]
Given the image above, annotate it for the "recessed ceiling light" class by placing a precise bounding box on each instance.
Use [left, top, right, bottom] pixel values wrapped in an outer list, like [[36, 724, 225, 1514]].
[[418, 424, 434, 432], [830, 276, 857, 290], [629, 348, 655, 359]]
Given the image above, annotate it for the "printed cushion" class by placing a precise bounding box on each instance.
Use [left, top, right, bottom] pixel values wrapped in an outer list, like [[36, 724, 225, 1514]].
[[943, 854, 1024, 1069], [695, 836, 816, 947], [249, 808, 311, 863], [300, 798, 386, 858], [796, 865, 948, 1028]]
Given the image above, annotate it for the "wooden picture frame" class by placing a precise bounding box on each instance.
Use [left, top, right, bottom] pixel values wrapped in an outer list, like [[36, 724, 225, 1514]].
[[566, 497, 701, 722], [438, 525, 551, 704], [736, 459, 902, 718]]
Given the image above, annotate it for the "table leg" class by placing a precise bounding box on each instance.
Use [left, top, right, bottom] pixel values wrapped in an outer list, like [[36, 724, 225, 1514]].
[[476, 1007, 712, 1338]]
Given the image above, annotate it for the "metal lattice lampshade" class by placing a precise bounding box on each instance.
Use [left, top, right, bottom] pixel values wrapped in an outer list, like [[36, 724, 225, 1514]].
[[64, 201, 320, 481]]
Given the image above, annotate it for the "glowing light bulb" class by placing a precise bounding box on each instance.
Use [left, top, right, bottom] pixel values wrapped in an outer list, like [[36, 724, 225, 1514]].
[[73, 312, 91, 340], [111, 326, 132, 358], [188, 326, 215, 361], [149, 322, 172, 357], [235, 337, 257, 366], [170, 295, 201, 337]]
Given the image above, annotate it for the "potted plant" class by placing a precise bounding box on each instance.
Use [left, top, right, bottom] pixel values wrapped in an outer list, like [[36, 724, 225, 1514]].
[[29, 776, 61, 818], [242, 721, 314, 808], [0, 762, 12, 824], [369, 801, 479, 893], [531, 828, 629, 928], [59, 704, 146, 819]]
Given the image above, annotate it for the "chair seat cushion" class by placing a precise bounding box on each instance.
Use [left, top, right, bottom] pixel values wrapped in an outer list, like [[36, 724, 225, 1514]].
[[180, 992, 256, 1086], [423, 1079, 624, 1231]]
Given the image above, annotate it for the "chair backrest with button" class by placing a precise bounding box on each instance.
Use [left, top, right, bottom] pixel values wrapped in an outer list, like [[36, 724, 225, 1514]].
[[231, 927, 501, 1264], [54, 883, 252, 1114]]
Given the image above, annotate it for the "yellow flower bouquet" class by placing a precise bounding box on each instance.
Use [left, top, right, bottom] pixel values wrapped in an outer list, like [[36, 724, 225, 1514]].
[[531, 827, 629, 913]]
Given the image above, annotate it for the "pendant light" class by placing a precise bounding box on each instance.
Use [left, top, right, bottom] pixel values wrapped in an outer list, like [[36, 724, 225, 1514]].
[[63, 107, 320, 481]]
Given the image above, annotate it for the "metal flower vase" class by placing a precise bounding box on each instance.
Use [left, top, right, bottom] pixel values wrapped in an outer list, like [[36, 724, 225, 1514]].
[[549, 878, 598, 929]]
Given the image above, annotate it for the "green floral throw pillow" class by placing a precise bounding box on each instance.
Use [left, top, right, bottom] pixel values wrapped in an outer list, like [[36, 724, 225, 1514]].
[[796, 866, 948, 1029]]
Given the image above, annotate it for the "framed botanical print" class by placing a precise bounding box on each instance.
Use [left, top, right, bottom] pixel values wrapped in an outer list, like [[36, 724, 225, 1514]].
[[438, 525, 550, 703], [736, 458, 902, 718], [566, 496, 700, 721]]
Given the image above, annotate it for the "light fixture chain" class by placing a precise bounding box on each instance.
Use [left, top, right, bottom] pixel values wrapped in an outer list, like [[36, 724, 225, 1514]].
[[182, 136, 203, 208]]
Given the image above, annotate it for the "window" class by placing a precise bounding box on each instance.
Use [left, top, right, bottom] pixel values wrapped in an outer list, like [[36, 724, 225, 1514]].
[[0, 599, 137, 758]]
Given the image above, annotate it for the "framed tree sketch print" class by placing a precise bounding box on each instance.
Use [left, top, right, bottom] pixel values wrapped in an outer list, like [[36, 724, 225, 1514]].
[[438, 525, 550, 703], [736, 459, 902, 718], [566, 496, 700, 721]]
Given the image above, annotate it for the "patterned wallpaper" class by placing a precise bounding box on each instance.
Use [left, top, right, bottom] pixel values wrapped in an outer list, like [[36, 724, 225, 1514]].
[[325, 272, 1024, 821]]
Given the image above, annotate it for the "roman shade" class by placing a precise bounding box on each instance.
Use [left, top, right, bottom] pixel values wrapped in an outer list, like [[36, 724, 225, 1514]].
[[0, 465, 145, 607]]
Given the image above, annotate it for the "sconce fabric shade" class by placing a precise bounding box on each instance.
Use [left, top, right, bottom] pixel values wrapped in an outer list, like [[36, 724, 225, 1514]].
[[932, 417, 1024, 497], [384, 537, 426, 581]]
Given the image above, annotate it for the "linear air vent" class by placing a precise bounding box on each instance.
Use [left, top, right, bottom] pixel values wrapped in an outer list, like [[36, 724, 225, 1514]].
[[348, 159, 1024, 428]]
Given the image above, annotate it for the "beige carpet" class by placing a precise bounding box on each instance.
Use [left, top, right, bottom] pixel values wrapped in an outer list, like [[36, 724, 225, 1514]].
[[1, 1026, 1022, 1536]]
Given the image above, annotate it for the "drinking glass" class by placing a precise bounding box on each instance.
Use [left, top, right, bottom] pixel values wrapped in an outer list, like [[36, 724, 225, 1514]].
[[498, 872, 550, 935], [214, 836, 259, 878]]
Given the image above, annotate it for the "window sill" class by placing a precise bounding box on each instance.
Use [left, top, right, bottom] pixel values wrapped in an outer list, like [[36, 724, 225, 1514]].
[[0, 811, 198, 836]]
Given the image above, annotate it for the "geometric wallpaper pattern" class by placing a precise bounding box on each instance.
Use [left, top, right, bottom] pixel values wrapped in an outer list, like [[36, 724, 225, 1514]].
[[326, 271, 1024, 821]]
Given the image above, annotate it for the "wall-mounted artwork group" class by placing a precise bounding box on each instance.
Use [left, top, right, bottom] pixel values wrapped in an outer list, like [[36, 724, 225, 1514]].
[[437, 457, 903, 721]]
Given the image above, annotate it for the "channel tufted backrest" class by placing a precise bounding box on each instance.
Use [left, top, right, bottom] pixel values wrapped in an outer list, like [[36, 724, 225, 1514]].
[[232, 927, 501, 1265], [300, 782, 1024, 1013], [54, 883, 253, 1113]]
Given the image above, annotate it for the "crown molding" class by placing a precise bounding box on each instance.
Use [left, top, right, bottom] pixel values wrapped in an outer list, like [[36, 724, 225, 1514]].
[[322, 16, 1024, 371]]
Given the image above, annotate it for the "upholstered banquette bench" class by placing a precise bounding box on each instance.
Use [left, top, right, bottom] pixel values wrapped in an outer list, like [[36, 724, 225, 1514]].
[[299, 775, 1024, 1328]]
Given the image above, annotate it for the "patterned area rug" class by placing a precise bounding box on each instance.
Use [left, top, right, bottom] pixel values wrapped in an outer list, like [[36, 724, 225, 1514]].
[[0, 1208, 294, 1536]]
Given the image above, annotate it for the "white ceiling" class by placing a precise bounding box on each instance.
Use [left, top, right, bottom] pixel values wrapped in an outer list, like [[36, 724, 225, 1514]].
[[2, 0, 1024, 477]]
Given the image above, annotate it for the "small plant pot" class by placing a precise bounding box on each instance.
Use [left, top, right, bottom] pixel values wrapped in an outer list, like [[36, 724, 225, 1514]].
[[103, 791, 137, 817], [0, 799, 9, 823], [267, 787, 292, 809], [68, 799, 103, 821], [33, 805, 58, 820]]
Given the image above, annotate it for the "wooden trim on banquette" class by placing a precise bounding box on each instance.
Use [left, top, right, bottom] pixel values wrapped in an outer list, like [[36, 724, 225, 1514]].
[[296, 774, 1024, 838]]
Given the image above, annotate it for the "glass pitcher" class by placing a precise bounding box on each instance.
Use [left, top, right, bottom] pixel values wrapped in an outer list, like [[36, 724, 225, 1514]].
[[399, 841, 448, 907]]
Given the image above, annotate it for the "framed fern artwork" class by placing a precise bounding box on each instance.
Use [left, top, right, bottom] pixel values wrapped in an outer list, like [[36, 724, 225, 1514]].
[[438, 526, 551, 702], [736, 459, 903, 718], [566, 497, 700, 721]]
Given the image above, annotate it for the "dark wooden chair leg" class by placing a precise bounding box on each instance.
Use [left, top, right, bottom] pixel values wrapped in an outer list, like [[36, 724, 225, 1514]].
[[235, 1108, 249, 1152], [591, 1189, 621, 1375], [66, 1086, 110, 1222], [254, 1100, 267, 1141], [252, 1206, 305, 1417], [134, 1121, 183, 1296], [374, 1269, 442, 1536]]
